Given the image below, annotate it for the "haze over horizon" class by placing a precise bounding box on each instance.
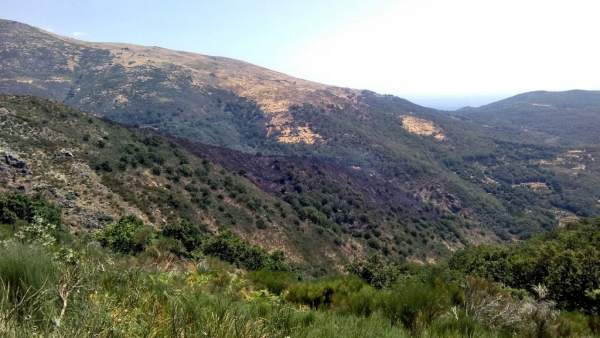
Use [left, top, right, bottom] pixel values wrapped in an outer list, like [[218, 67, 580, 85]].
[[3, 0, 600, 109]]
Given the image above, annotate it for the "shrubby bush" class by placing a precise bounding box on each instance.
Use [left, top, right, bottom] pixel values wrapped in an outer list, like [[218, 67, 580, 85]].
[[347, 255, 408, 288], [201, 231, 288, 271], [285, 276, 367, 309], [379, 278, 459, 335], [0, 193, 68, 247], [449, 219, 600, 313], [96, 216, 154, 254], [285, 271, 466, 335], [0, 193, 61, 227], [247, 270, 298, 295], [0, 192, 598, 336], [96, 214, 288, 272], [161, 220, 206, 253]]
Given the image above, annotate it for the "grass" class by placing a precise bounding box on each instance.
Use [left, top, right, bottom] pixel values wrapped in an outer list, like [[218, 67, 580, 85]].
[[0, 242, 58, 324], [0, 244, 596, 337]]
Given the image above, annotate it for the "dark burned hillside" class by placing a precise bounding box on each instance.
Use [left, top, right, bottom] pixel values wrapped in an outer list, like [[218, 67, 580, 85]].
[[0, 95, 349, 271], [182, 142, 468, 257], [0, 95, 491, 272]]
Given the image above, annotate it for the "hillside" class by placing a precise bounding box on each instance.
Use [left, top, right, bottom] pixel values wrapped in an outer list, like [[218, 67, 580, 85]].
[[0, 18, 360, 150], [0, 95, 361, 271], [455, 90, 600, 145], [0, 187, 597, 336], [2, 18, 600, 258]]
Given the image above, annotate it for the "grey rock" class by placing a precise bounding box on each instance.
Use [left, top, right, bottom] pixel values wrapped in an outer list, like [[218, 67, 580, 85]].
[[59, 148, 74, 158], [4, 153, 29, 174]]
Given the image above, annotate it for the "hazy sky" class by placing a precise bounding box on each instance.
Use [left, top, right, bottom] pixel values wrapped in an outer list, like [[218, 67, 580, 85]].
[[3, 0, 600, 107]]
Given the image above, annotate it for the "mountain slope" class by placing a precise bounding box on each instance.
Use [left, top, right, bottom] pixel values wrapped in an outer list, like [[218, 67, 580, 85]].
[[0, 18, 361, 150], [455, 90, 600, 145], [0, 95, 364, 271], [2, 19, 600, 257]]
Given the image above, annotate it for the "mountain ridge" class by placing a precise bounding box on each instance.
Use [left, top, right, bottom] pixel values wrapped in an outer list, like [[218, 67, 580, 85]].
[[454, 89, 600, 145], [2, 18, 600, 267], [1, 18, 381, 147], [476, 89, 600, 110]]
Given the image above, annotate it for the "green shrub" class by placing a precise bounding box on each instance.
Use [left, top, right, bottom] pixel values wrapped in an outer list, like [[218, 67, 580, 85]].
[[178, 164, 194, 177], [161, 220, 206, 253], [347, 255, 411, 288], [248, 270, 297, 295], [449, 220, 600, 313], [428, 311, 484, 338], [255, 218, 267, 230], [0, 193, 67, 246], [342, 286, 378, 316], [285, 277, 366, 309], [201, 231, 288, 271], [554, 311, 594, 337], [0, 193, 61, 227], [147, 236, 186, 257], [96, 216, 154, 254]]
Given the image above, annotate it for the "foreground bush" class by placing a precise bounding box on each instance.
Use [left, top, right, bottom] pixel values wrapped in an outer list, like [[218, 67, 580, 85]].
[[161, 220, 206, 253], [0, 192, 598, 337], [247, 270, 298, 295], [347, 255, 410, 288], [285, 276, 367, 310], [380, 275, 463, 335], [449, 219, 600, 314]]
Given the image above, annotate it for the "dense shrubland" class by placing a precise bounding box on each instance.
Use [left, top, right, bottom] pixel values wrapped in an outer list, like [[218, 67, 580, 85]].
[[449, 219, 600, 314], [0, 95, 353, 271], [0, 192, 598, 337], [5, 94, 600, 277]]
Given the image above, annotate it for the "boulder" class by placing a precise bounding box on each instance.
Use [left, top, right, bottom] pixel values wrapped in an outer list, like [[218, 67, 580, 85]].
[[4, 153, 29, 174], [59, 148, 74, 158]]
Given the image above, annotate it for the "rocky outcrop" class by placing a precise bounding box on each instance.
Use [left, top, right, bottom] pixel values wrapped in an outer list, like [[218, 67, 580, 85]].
[[3, 152, 29, 174]]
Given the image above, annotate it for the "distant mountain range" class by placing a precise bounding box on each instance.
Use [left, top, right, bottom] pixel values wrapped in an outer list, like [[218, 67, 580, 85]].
[[454, 90, 600, 145], [1, 18, 600, 268], [408, 95, 509, 111]]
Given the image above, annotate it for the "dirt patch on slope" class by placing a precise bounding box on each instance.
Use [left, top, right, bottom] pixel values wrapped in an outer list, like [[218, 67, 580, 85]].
[[401, 115, 446, 141]]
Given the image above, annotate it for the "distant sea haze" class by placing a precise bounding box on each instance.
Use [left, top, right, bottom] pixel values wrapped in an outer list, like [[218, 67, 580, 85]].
[[408, 95, 508, 110]]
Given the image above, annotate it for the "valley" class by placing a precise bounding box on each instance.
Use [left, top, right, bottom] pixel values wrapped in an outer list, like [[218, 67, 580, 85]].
[[2, 19, 600, 263]]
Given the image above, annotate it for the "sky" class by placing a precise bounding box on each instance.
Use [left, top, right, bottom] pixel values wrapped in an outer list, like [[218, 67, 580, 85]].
[[3, 0, 600, 109]]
